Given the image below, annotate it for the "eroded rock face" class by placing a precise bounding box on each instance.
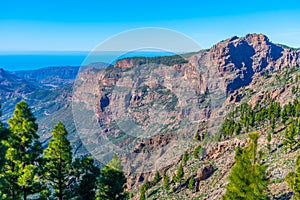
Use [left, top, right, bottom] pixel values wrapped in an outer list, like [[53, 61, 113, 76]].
[[208, 33, 299, 94], [72, 33, 300, 190], [196, 164, 215, 181]]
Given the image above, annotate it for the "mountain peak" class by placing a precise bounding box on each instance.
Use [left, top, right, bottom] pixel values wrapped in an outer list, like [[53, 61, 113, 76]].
[[244, 33, 270, 42], [208, 33, 299, 93]]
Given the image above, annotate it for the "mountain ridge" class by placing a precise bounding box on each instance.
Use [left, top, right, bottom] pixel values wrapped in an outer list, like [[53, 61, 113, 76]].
[[0, 33, 299, 199]]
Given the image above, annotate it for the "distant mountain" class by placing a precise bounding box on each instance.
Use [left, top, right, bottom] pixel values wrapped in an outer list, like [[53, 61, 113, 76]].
[[0, 68, 37, 98], [11, 66, 80, 89]]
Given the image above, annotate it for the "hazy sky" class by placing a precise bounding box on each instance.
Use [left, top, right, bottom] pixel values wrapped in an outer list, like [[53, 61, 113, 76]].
[[1, 0, 300, 52]]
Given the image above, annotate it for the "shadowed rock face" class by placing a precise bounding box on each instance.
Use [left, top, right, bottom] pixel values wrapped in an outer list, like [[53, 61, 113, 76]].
[[208, 33, 288, 94]]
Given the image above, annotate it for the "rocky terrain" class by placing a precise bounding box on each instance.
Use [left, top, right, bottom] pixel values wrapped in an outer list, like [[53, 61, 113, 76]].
[[0, 33, 299, 199]]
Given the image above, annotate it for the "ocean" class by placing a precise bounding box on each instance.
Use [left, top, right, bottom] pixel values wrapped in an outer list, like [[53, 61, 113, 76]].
[[0, 51, 176, 71]]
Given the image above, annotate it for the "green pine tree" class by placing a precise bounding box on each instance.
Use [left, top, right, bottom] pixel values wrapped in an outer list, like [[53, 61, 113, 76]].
[[139, 180, 148, 200], [188, 177, 195, 190], [286, 155, 300, 200], [71, 156, 100, 200], [193, 145, 202, 159], [163, 171, 170, 191], [153, 171, 160, 185], [44, 121, 72, 200], [0, 105, 9, 199], [183, 151, 188, 165], [223, 132, 268, 200], [194, 130, 200, 141], [283, 118, 297, 150], [176, 163, 184, 184], [97, 154, 128, 200], [2, 101, 43, 200]]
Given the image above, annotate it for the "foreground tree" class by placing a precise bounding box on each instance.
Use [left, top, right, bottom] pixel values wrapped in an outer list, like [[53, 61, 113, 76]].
[[1, 101, 43, 200], [96, 154, 128, 200], [71, 156, 100, 200], [286, 155, 300, 200], [223, 132, 268, 200], [44, 121, 72, 200], [0, 105, 9, 199]]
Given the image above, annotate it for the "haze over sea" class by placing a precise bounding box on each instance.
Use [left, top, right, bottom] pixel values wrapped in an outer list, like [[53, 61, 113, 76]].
[[0, 51, 175, 71]]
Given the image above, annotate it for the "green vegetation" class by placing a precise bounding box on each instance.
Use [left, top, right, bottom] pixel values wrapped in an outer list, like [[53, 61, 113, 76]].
[[193, 145, 202, 159], [71, 156, 100, 199], [183, 151, 189, 165], [0, 105, 9, 199], [1, 101, 43, 200], [220, 99, 300, 141], [223, 132, 268, 200], [139, 180, 149, 200], [173, 163, 184, 184], [188, 177, 195, 190], [44, 121, 72, 200], [118, 55, 188, 68], [163, 171, 170, 191], [97, 154, 128, 200], [153, 171, 160, 185], [285, 155, 300, 199], [283, 118, 299, 151], [0, 101, 128, 200]]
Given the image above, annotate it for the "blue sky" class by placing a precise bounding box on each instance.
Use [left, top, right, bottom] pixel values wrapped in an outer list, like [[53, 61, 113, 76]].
[[1, 0, 300, 52]]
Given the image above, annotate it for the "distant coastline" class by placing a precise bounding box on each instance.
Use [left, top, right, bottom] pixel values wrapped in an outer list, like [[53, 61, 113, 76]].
[[0, 51, 177, 71]]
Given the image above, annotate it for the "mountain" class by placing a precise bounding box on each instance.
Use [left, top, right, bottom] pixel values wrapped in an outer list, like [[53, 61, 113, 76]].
[[72, 33, 300, 199], [0, 33, 299, 199], [0, 68, 37, 97], [11, 66, 80, 89]]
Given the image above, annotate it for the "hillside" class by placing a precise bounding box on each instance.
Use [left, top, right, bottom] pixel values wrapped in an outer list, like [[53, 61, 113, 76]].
[[0, 33, 299, 199], [72, 33, 300, 199]]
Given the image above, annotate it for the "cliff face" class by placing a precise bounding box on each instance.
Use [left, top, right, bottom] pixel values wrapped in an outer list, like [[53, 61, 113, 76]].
[[72, 34, 300, 178], [208, 33, 300, 93]]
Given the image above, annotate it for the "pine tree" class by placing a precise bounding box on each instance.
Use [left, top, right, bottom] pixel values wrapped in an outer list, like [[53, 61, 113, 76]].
[[188, 177, 195, 190], [285, 155, 300, 200], [44, 121, 72, 200], [71, 156, 100, 200], [176, 163, 184, 184], [223, 132, 268, 200], [193, 145, 202, 159], [2, 101, 43, 200], [283, 118, 297, 150], [163, 171, 170, 191], [281, 106, 288, 125], [183, 151, 188, 165], [153, 171, 160, 185], [194, 130, 200, 141], [0, 105, 9, 199], [97, 154, 128, 200], [0, 104, 8, 170], [139, 180, 148, 200]]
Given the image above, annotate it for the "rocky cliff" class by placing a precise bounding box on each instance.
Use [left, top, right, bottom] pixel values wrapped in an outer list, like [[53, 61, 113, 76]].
[[72, 33, 300, 198]]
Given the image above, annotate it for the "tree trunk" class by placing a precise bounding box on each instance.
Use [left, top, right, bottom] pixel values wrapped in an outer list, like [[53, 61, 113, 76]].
[[23, 187, 27, 200], [59, 179, 63, 200]]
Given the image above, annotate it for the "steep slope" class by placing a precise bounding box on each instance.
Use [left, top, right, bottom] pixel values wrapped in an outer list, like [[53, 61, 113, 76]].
[[72, 33, 300, 199]]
